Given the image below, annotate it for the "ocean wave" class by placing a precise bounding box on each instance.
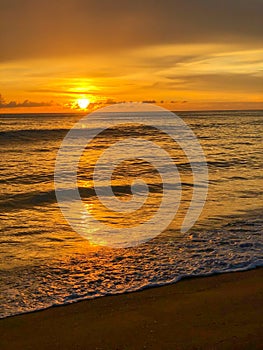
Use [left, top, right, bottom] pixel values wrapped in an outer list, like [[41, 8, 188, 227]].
[[1, 111, 263, 319]]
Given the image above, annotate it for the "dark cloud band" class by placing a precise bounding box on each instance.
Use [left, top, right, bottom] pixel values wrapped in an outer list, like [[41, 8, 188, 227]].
[[1, 0, 262, 61]]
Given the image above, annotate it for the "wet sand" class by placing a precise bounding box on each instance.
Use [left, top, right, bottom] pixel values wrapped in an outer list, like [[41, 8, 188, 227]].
[[1, 268, 262, 350]]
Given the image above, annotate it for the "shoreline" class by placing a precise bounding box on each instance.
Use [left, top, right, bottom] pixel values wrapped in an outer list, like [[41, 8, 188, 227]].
[[1, 268, 262, 349], [1, 264, 262, 321]]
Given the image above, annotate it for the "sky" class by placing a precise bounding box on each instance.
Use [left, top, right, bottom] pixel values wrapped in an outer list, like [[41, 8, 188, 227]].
[[0, 0, 263, 112]]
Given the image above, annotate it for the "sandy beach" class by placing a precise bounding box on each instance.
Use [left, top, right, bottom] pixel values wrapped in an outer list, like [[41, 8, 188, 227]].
[[1, 268, 262, 350]]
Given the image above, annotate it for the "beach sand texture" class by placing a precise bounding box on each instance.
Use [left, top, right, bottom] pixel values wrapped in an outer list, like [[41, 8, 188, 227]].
[[1, 268, 262, 350]]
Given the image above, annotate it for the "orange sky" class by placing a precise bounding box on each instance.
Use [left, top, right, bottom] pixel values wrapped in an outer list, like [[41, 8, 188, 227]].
[[1, 0, 262, 113]]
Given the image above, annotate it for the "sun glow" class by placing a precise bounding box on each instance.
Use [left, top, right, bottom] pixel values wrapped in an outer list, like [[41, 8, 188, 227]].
[[77, 98, 90, 109]]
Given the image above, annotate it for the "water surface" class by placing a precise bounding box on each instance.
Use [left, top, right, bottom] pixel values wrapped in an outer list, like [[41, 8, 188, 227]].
[[0, 110, 262, 318]]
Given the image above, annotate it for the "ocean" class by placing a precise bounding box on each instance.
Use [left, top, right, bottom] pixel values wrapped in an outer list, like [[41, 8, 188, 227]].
[[0, 110, 262, 318]]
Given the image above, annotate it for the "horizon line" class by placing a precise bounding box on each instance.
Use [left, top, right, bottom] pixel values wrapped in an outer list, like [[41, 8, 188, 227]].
[[1, 108, 263, 115]]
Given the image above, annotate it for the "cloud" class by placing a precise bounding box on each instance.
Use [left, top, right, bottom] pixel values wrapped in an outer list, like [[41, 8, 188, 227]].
[[142, 100, 156, 104], [164, 72, 263, 93], [0, 0, 262, 62], [0, 94, 55, 108], [27, 89, 101, 96]]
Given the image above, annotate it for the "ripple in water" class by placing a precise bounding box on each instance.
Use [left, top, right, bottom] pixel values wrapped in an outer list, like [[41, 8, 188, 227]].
[[0, 111, 262, 318]]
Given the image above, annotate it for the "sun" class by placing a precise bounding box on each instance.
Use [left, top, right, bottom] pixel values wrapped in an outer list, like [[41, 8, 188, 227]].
[[77, 98, 90, 109]]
